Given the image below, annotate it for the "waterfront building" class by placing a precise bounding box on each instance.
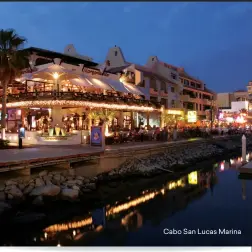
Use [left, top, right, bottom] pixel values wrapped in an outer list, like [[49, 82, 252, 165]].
[[105, 45, 216, 124], [217, 90, 248, 109], [0, 45, 161, 145]]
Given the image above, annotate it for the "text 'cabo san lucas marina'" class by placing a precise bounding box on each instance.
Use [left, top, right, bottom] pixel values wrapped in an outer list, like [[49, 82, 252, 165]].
[[0, 3, 252, 246]]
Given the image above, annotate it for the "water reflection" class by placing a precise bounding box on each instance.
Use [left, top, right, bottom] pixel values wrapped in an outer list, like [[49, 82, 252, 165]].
[[5, 152, 252, 246], [34, 168, 220, 246]]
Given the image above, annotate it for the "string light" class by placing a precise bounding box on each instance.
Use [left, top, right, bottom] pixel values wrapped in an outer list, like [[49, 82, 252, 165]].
[[2, 100, 158, 112]]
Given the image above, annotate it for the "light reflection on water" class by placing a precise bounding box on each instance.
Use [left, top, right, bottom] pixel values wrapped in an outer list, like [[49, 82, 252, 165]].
[[5, 152, 252, 246]]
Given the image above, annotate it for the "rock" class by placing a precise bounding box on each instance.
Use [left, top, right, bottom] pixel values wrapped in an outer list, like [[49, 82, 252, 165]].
[[75, 180, 83, 186], [0, 192, 5, 201], [23, 185, 34, 195], [61, 188, 79, 200], [9, 187, 23, 198], [68, 169, 75, 176], [53, 174, 61, 182], [32, 196, 44, 206], [84, 183, 96, 190], [0, 185, 5, 191], [39, 170, 48, 177], [30, 185, 61, 197], [0, 202, 11, 214], [65, 180, 78, 186], [35, 178, 45, 187], [18, 184, 25, 191], [83, 178, 90, 184], [8, 194, 13, 200], [72, 185, 80, 191], [5, 180, 17, 186], [5, 184, 17, 192], [45, 179, 53, 186]]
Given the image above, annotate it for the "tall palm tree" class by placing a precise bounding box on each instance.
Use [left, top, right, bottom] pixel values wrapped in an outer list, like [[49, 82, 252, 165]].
[[0, 29, 28, 139]]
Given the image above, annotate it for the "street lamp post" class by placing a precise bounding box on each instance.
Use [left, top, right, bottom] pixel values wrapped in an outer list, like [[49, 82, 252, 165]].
[[53, 72, 59, 94]]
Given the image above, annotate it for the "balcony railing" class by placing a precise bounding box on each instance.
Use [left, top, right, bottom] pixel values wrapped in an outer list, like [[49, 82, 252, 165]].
[[150, 88, 158, 95], [5, 91, 161, 109]]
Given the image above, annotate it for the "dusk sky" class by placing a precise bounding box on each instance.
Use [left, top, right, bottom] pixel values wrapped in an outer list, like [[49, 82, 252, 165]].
[[0, 2, 251, 93]]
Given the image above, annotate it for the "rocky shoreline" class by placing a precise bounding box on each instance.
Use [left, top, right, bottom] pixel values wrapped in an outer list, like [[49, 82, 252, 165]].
[[0, 136, 251, 221]]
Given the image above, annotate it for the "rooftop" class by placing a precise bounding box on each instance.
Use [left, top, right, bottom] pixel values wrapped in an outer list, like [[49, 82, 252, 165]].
[[22, 47, 99, 67]]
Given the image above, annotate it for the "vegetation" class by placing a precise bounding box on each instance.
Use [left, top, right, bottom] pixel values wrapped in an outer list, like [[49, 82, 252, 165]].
[[0, 29, 28, 139], [0, 138, 10, 148]]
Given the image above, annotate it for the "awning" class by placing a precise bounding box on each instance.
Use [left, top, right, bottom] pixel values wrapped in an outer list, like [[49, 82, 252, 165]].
[[87, 77, 113, 90], [101, 78, 129, 93], [123, 83, 145, 96], [69, 77, 93, 88]]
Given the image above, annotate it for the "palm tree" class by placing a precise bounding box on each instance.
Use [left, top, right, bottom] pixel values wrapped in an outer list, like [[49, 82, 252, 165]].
[[99, 109, 116, 135], [0, 29, 28, 139]]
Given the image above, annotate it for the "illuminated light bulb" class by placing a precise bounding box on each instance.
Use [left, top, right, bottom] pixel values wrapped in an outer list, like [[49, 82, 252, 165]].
[[53, 72, 59, 80], [44, 232, 47, 239], [57, 242, 61, 247], [73, 230, 76, 236], [2, 100, 157, 112], [161, 189, 165, 195]]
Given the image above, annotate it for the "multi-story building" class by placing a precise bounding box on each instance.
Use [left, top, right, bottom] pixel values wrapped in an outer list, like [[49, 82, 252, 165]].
[[105, 45, 216, 121], [217, 90, 248, 109]]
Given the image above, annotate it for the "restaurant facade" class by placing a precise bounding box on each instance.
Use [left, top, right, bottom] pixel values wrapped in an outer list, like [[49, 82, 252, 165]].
[[0, 46, 162, 145]]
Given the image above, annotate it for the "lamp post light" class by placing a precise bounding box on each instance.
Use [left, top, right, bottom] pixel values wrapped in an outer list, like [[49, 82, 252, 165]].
[[52, 72, 59, 94]]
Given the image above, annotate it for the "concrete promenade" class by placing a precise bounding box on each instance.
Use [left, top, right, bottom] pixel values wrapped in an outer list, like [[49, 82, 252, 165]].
[[0, 138, 205, 165]]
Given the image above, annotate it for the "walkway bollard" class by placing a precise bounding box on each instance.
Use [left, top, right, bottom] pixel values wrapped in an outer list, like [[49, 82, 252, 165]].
[[242, 134, 246, 163]]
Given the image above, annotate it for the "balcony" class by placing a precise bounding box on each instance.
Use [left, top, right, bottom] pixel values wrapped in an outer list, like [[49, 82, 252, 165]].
[[203, 99, 212, 105], [150, 88, 158, 95], [160, 90, 168, 97], [181, 94, 191, 102], [5, 91, 161, 109]]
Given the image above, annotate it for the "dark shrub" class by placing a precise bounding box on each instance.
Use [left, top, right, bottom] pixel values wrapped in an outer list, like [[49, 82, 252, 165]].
[[0, 139, 10, 148]]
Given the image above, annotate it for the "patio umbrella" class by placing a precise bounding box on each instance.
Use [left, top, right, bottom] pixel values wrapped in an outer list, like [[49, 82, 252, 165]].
[[31, 64, 78, 81]]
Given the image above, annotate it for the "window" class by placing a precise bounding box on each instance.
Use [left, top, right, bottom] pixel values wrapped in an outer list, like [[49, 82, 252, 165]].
[[161, 82, 167, 92], [199, 93, 202, 99], [184, 80, 189, 86], [171, 100, 175, 108], [196, 103, 198, 110], [114, 51, 118, 56], [196, 84, 201, 89], [191, 82, 196, 87], [200, 104, 202, 111], [150, 78, 157, 90], [139, 80, 145, 87], [180, 78, 183, 84], [161, 98, 167, 108], [171, 73, 177, 80], [171, 87, 175, 93]]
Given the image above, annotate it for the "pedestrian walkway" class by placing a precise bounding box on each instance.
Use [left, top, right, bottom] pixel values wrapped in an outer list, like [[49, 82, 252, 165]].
[[0, 138, 205, 165], [0, 134, 231, 166]]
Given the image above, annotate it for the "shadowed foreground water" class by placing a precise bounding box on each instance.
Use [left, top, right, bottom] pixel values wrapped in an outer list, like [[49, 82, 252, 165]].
[[2, 153, 252, 246]]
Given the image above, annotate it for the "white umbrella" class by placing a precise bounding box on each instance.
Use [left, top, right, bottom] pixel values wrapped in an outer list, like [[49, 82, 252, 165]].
[[30, 64, 78, 80]]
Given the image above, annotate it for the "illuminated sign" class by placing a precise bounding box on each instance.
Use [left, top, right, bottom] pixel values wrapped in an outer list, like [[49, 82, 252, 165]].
[[187, 111, 197, 123], [91, 126, 102, 146], [188, 171, 198, 185], [167, 110, 183, 115]]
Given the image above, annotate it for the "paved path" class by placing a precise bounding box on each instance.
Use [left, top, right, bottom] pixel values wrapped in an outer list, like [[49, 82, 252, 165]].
[[0, 136, 228, 165]]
